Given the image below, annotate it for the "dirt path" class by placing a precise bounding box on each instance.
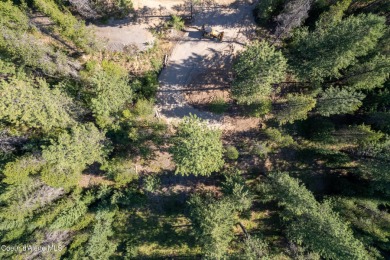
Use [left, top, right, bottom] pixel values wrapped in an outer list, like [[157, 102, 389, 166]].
[[156, 1, 256, 126]]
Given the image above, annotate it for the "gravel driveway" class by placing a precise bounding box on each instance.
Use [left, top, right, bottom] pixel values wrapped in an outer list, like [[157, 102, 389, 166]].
[[156, 1, 256, 124]]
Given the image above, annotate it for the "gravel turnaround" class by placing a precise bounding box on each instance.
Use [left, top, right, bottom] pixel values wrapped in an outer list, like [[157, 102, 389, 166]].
[[156, 1, 256, 125]]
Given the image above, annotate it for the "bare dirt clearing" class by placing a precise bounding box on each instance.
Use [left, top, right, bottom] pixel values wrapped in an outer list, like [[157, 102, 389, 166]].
[[156, 0, 258, 131], [90, 19, 155, 52], [90, 0, 259, 132]]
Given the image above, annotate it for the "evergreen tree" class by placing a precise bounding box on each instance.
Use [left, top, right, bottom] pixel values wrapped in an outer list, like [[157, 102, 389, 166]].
[[268, 172, 370, 260], [85, 209, 117, 259], [273, 94, 316, 124], [316, 86, 365, 116], [241, 237, 271, 260], [82, 61, 133, 128], [343, 54, 390, 90], [0, 1, 72, 75], [170, 114, 224, 176], [41, 123, 108, 188], [289, 13, 386, 82], [232, 41, 287, 104], [316, 0, 352, 29], [188, 193, 236, 259], [33, 0, 96, 52], [0, 76, 76, 133]]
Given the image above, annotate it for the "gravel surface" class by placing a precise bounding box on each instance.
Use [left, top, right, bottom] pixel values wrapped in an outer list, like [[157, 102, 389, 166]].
[[91, 18, 155, 52], [156, 0, 256, 125]]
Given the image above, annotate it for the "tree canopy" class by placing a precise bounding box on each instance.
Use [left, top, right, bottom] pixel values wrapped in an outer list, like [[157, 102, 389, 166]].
[[289, 13, 386, 82], [232, 41, 287, 104], [171, 114, 224, 176], [268, 172, 370, 260]]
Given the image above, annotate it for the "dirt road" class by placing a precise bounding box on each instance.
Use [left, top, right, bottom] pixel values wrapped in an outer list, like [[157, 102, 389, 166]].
[[156, 1, 256, 125]]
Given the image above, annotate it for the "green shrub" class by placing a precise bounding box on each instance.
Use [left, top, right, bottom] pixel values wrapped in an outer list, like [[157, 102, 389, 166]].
[[208, 98, 228, 114], [132, 71, 159, 100], [264, 128, 294, 148], [225, 145, 239, 160], [168, 15, 185, 31], [101, 159, 138, 187], [242, 99, 272, 117], [133, 99, 155, 118], [251, 142, 270, 158], [143, 175, 161, 193]]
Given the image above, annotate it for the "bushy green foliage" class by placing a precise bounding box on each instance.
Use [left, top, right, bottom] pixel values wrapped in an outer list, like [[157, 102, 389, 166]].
[[274, 94, 316, 124], [333, 124, 384, 147], [263, 127, 294, 148], [242, 98, 272, 117], [222, 171, 253, 212], [251, 142, 270, 158], [188, 193, 236, 259], [171, 114, 224, 176], [0, 76, 76, 133], [316, 86, 365, 116], [232, 41, 287, 104], [85, 209, 117, 259], [0, 1, 72, 75], [289, 14, 386, 82], [343, 54, 390, 90], [41, 123, 108, 188], [330, 197, 390, 252], [208, 97, 228, 114], [101, 159, 138, 187], [167, 15, 185, 31], [253, 0, 286, 25], [268, 172, 370, 260], [225, 145, 239, 160], [0, 0, 389, 257], [33, 0, 96, 52], [131, 71, 159, 100], [316, 0, 352, 29], [50, 197, 88, 229], [3, 156, 43, 185], [241, 237, 271, 260], [82, 60, 133, 128], [143, 175, 161, 193], [360, 160, 390, 196]]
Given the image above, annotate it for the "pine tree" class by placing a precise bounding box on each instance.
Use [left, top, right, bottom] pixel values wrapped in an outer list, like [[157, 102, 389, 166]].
[[0, 76, 76, 133], [268, 172, 370, 260], [343, 54, 390, 90], [316, 86, 365, 116], [82, 61, 133, 128], [85, 209, 117, 259], [273, 94, 316, 124], [232, 41, 287, 104], [0, 1, 72, 75], [289, 13, 386, 82], [33, 0, 96, 52], [41, 123, 108, 188], [316, 0, 352, 29], [188, 193, 236, 259], [170, 114, 224, 176]]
